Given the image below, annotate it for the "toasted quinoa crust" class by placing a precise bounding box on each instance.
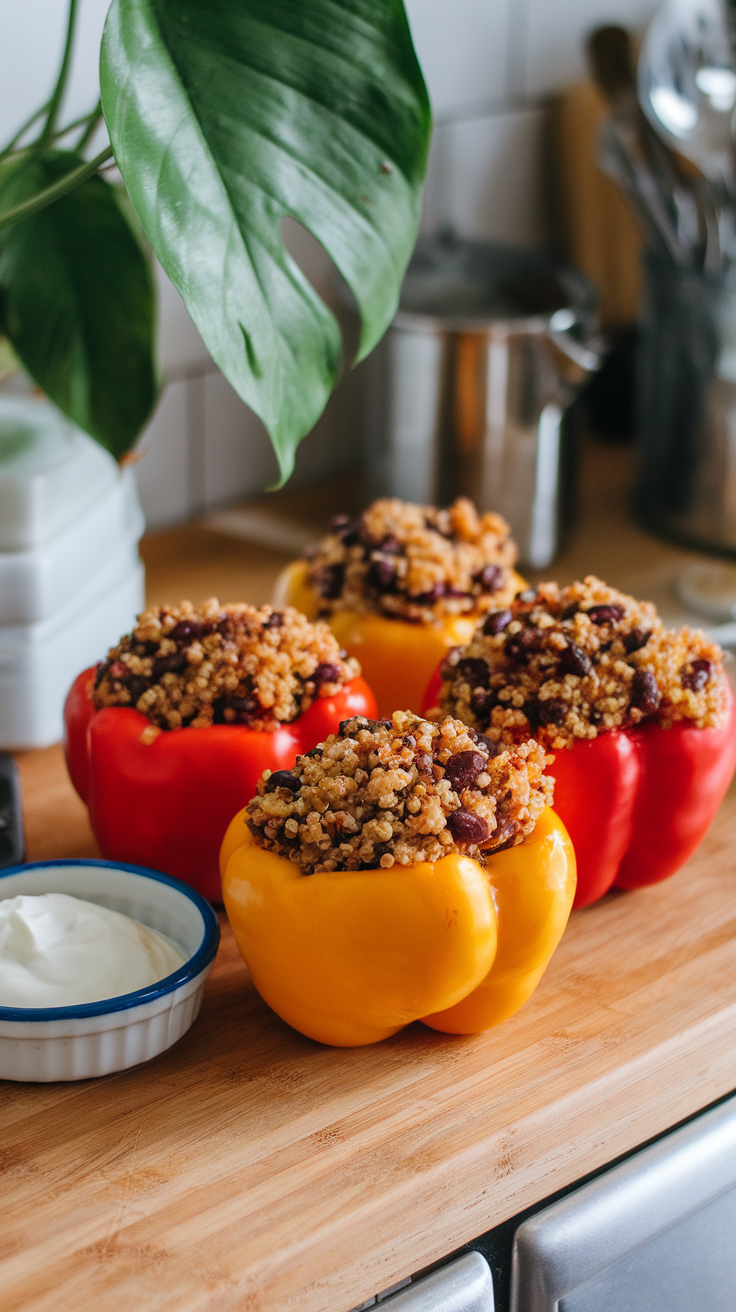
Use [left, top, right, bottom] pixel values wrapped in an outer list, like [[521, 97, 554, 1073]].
[[306, 497, 519, 625], [436, 576, 730, 750], [246, 711, 553, 875], [93, 599, 361, 732]]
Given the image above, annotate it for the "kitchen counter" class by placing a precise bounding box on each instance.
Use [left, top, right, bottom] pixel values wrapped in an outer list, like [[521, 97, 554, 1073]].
[[5, 441, 736, 1312]]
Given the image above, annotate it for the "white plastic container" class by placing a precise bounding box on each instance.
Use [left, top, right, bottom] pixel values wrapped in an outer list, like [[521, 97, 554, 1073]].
[[0, 397, 119, 550], [0, 860, 220, 1081], [0, 467, 144, 624], [0, 543, 145, 749]]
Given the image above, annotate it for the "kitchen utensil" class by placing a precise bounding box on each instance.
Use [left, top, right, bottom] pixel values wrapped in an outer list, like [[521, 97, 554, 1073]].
[[590, 25, 696, 265], [362, 236, 599, 569], [0, 859, 220, 1082], [635, 249, 736, 555]]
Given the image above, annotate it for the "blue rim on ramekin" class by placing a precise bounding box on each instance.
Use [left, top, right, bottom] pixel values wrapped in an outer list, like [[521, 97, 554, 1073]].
[[0, 859, 220, 1022]]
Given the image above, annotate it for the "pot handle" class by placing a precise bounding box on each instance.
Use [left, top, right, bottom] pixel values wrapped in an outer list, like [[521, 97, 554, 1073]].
[[548, 308, 602, 372]]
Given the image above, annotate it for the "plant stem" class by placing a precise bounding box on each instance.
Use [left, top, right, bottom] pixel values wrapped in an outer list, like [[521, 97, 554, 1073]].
[[0, 103, 51, 162], [76, 101, 103, 153], [39, 0, 80, 148], [0, 145, 114, 231]]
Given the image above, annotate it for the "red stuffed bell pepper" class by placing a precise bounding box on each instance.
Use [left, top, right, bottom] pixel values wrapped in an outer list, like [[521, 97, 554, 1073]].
[[425, 576, 736, 908], [64, 599, 376, 901]]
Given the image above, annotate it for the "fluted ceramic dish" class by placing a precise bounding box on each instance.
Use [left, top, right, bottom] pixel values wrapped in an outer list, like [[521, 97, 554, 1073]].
[[0, 859, 220, 1082]]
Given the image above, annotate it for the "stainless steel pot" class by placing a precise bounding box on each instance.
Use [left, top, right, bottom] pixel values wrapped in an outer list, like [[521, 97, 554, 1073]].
[[361, 237, 599, 568]]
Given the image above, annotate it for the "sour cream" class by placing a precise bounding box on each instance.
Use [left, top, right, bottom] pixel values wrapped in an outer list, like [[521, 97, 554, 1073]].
[[0, 893, 186, 1008]]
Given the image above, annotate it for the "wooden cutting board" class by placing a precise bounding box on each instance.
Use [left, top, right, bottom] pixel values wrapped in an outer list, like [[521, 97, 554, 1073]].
[[5, 446, 736, 1311]]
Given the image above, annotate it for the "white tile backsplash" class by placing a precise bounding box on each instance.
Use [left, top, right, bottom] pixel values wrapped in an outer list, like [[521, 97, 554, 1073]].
[[404, 0, 510, 117], [202, 370, 279, 509], [523, 0, 658, 96], [133, 380, 190, 529], [425, 108, 550, 245]]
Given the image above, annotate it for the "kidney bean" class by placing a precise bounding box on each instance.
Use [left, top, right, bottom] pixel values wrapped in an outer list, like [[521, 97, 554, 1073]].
[[444, 751, 486, 790], [312, 663, 342, 689], [586, 604, 625, 625], [456, 657, 490, 688], [447, 809, 489, 844], [318, 563, 345, 599], [505, 628, 543, 663], [367, 558, 396, 591], [538, 697, 568, 726], [474, 564, 503, 592], [559, 643, 592, 677], [680, 658, 713, 692], [624, 628, 651, 654], [483, 608, 512, 636], [265, 770, 302, 794], [470, 689, 496, 719], [152, 652, 188, 680], [631, 669, 661, 714]]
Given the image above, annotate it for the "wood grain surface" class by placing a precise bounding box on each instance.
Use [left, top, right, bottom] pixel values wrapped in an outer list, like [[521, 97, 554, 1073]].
[[5, 442, 736, 1312]]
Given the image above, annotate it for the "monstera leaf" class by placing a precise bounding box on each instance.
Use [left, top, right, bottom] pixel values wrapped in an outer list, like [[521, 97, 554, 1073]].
[[101, 0, 430, 483], [0, 151, 157, 459]]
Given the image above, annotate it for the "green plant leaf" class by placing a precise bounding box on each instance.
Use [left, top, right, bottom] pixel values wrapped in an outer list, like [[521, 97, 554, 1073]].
[[100, 0, 431, 484], [0, 151, 158, 459]]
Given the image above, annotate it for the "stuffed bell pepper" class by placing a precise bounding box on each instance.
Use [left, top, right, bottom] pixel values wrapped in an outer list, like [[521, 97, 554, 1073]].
[[429, 576, 736, 908], [64, 598, 376, 900], [220, 711, 576, 1046], [275, 496, 525, 717]]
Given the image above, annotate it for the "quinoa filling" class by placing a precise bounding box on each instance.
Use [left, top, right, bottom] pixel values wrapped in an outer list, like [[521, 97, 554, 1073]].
[[246, 711, 553, 875], [306, 496, 519, 625], [93, 599, 360, 732], [435, 576, 730, 750]]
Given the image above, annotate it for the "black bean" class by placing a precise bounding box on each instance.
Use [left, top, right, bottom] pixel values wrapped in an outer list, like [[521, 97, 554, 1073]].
[[447, 809, 489, 844], [505, 628, 543, 663], [477, 732, 501, 757], [474, 564, 503, 592], [261, 611, 284, 630], [367, 558, 396, 591], [265, 770, 302, 794], [381, 536, 402, 555], [127, 676, 148, 703], [559, 643, 592, 677], [456, 657, 489, 688], [152, 652, 187, 680], [170, 619, 205, 644], [318, 563, 345, 600], [413, 583, 446, 605], [483, 608, 512, 636], [538, 697, 568, 726], [624, 628, 651, 654], [470, 689, 496, 719], [488, 819, 518, 851], [586, 604, 625, 626], [631, 669, 661, 714], [444, 751, 486, 790], [680, 659, 713, 692], [312, 663, 342, 689]]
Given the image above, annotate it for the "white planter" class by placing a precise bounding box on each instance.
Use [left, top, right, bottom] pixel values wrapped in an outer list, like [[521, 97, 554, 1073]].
[[0, 397, 119, 549], [0, 396, 147, 748]]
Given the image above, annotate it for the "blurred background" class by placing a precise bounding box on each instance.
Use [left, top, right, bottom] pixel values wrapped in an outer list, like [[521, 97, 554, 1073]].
[[0, 0, 655, 530]]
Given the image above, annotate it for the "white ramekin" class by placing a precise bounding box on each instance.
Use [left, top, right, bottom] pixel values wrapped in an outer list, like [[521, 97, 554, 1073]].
[[0, 860, 220, 1082]]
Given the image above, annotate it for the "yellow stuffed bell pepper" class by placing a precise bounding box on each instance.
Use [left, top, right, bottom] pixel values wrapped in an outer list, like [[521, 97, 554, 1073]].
[[220, 712, 576, 1047], [274, 497, 526, 718]]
